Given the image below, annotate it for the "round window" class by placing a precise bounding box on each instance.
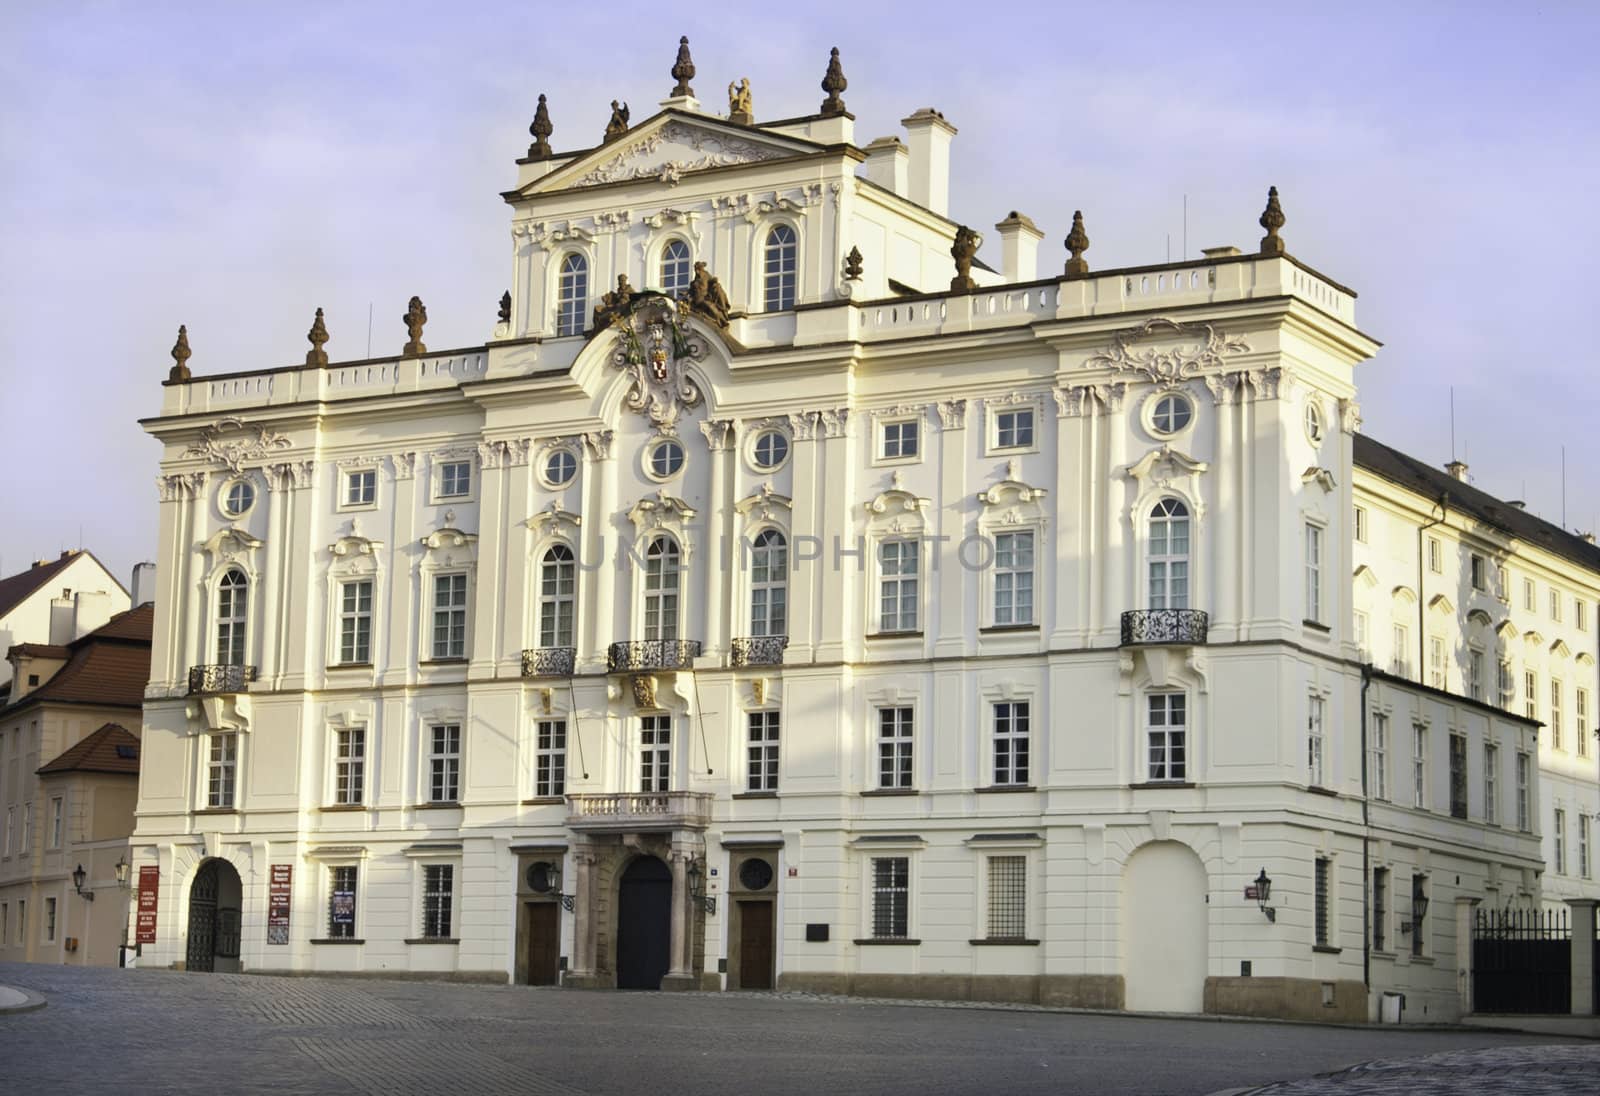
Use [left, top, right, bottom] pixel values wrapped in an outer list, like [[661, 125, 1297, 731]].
[[752, 430, 789, 470], [1305, 401, 1325, 444], [1151, 393, 1193, 435], [222, 479, 255, 517], [648, 438, 685, 479], [544, 448, 577, 487], [738, 857, 774, 891]]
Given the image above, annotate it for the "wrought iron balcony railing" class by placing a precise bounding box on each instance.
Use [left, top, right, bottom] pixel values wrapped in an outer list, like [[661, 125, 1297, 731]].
[[187, 664, 258, 696], [730, 635, 788, 668], [521, 647, 576, 678], [606, 639, 702, 673], [565, 791, 713, 833], [1120, 609, 1209, 646]]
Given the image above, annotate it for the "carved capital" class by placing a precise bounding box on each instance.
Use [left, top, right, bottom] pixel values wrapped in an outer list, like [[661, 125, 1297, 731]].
[[816, 407, 849, 439], [392, 451, 418, 480], [698, 418, 735, 452], [1204, 372, 1243, 406], [786, 411, 819, 441], [1338, 397, 1362, 434], [582, 430, 616, 461], [935, 398, 967, 430], [1245, 367, 1283, 400]]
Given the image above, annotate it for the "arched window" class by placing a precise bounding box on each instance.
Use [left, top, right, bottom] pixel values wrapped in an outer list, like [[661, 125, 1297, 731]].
[[643, 537, 681, 641], [749, 530, 788, 637], [216, 569, 248, 665], [1147, 499, 1190, 610], [660, 240, 691, 297], [539, 545, 576, 648], [556, 252, 588, 336], [763, 225, 797, 312]]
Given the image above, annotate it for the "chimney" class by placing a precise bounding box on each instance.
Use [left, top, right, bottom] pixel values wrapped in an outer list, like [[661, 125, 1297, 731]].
[[900, 109, 957, 217], [1201, 245, 1242, 258], [132, 562, 157, 607], [994, 211, 1043, 282], [862, 137, 909, 197], [1445, 459, 1469, 482], [1582, 532, 1596, 545], [72, 590, 113, 639], [49, 596, 73, 645]]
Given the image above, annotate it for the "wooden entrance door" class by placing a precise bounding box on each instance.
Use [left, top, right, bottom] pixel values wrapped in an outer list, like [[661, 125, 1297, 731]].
[[527, 902, 560, 986], [616, 856, 671, 990], [738, 901, 774, 990]]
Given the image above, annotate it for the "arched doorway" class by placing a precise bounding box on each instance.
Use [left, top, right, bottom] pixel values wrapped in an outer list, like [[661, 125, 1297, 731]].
[[1121, 841, 1208, 1012], [615, 856, 672, 990], [186, 858, 243, 973]]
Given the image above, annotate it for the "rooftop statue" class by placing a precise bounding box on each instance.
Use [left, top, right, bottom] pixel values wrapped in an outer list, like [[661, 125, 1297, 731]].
[[604, 100, 631, 143], [594, 274, 637, 329], [686, 261, 731, 329], [950, 225, 981, 292], [728, 78, 753, 124]]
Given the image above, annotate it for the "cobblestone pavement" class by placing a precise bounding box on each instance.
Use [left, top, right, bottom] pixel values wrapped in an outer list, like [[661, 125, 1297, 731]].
[[0, 963, 1589, 1096], [1246, 1044, 1600, 1094]]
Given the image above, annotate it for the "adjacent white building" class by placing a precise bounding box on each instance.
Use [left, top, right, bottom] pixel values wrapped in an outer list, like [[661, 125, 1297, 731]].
[[129, 41, 1580, 1021]]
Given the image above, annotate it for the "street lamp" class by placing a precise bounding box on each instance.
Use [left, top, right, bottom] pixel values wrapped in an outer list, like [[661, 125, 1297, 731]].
[[115, 855, 130, 888], [72, 863, 95, 901], [686, 857, 716, 916], [526, 861, 574, 912], [1254, 867, 1275, 922]]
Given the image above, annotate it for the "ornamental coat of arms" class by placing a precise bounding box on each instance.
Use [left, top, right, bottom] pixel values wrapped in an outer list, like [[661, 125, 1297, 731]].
[[609, 293, 706, 427]]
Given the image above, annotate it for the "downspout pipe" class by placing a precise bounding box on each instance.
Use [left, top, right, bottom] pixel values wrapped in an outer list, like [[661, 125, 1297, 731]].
[[1360, 663, 1373, 994]]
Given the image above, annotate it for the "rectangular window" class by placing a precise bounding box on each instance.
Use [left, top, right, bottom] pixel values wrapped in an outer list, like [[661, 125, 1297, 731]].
[[1410, 875, 1427, 956], [1470, 553, 1486, 591], [1428, 636, 1445, 689], [20, 802, 31, 855], [334, 728, 365, 806], [1524, 577, 1536, 612], [640, 715, 671, 793], [1313, 858, 1331, 948], [994, 409, 1034, 450], [1554, 809, 1567, 874], [1412, 724, 1427, 810], [1354, 611, 1370, 660], [871, 857, 909, 939], [1498, 658, 1515, 710], [1354, 506, 1368, 543], [344, 469, 376, 507], [1369, 712, 1389, 801], [1392, 624, 1411, 679], [1468, 649, 1484, 700], [16, 901, 23, 944], [1427, 536, 1442, 574], [1448, 734, 1467, 819], [439, 460, 471, 498], [1146, 693, 1188, 783], [1484, 743, 1498, 825], [3, 806, 11, 855], [747, 711, 780, 793], [986, 855, 1026, 940], [428, 724, 461, 803], [993, 701, 1030, 787], [48, 797, 62, 849], [1372, 868, 1389, 952], [878, 707, 914, 789], [1496, 565, 1508, 601], [338, 580, 373, 664], [1525, 670, 1538, 721], [880, 420, 919, 460], [1307, 695, 1326, 787], [1578, 689, 1590, 757], [1516, 752, 1530, 830], [1, 905, 6, 947], [1550, 589, 1562, 621], [992, 531, 1035, 626], [45, 897, 56, 943], [878, 540, 919, 633], [1577, 599, 1588, 631], [1551, 680, 1563, 750], [431, 573, 468, 660], [1304, 524, 1323, 623], [539, 550, 576, 648], [208, 734, 237, 809], [328, 866, 357, 939], [421, 864, 453, 939], [535, 720, 566, 798], [1581, 815, 1592, 880]]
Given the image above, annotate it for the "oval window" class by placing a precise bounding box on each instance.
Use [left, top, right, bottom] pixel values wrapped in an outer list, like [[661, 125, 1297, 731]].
[[649, 439, 685, 479], [752, 430, 789, 470], [544, 448, 577, 487], [1305, 401, 1325, 444], [222, 479, 255, 517], [1151, 393, 1193, 435]]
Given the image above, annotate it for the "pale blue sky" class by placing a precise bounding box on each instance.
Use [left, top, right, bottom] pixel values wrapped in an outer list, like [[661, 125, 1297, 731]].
[[2, 1, 1597, 581]]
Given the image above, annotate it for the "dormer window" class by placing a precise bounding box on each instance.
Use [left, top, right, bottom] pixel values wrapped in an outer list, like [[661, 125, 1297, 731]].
[[660, 240, 691, 297], [556, 253, 588, 336], [764, 225, 797, 311]]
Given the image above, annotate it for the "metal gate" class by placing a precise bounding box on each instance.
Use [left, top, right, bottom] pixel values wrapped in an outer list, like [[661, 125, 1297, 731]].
[[1472, 907, 1570, 1014], [186, 861, 220, 973]]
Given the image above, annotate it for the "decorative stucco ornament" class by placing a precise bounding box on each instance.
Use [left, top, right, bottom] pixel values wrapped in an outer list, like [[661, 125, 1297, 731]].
[[1084, 317, 1251, 391], [184, 417, 294, 474], [609, 294, 705, 427]]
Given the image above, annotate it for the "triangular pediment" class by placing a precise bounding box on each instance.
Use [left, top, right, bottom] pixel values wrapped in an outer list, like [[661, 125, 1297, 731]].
[[519, 112, 818, 195]]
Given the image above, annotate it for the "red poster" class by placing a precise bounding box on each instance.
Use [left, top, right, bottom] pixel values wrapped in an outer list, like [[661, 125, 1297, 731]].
[[136, 865, 159, 944], [267, 864, 293, 945]]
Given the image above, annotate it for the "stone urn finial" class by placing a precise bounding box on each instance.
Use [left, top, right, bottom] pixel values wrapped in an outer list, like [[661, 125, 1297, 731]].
[[402, 296, 428, 358], [1259, 186, 1286, 255], [498, 291, 512, 325], [305, 307, 330, 366], [820, 47, 848, 116], [1064, 210, 1091, 277], [844, 245, 864, 281], [670, 35, 696, 98], [168, 324, 192, 382], [527, 93, 553, 160]]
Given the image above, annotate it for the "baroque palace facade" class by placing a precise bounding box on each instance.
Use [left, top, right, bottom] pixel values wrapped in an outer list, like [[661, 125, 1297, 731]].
[[130, 41, 1590, 1021]]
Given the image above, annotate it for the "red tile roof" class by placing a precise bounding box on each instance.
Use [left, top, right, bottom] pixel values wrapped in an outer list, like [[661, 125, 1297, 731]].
[[37, 722, 141, 775], [1, 604, 153, 715], [0, 550, 125, 619]]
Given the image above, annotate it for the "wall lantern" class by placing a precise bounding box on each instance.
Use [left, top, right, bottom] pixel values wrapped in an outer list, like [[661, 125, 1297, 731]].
[[686, 857, 717, 916], [115, 855, 130, 889], [526, 861, 575, 912], [1253, 867, 1275, 922], [72, 863, 95, 901]]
